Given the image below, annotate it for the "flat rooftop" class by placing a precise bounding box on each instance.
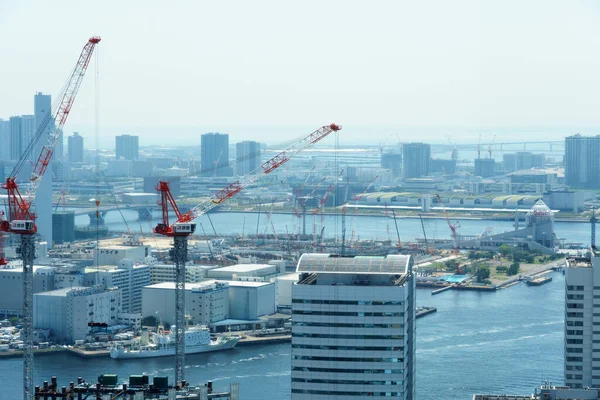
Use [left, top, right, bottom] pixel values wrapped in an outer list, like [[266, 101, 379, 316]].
[[296, 254, 411, 275], [567, 257, 592, 268], [211, 264, 274, 273]]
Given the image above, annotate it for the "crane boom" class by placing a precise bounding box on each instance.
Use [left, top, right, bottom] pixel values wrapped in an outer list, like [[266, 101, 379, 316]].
[[154, 123, 340, 386], [0, 36, 100, 400], [2, 36, 101, 230], [155, 124, 341, 236]]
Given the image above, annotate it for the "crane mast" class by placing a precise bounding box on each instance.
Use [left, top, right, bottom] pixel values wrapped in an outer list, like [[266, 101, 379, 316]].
[[155, 123, 341, 386], [0, 36, 100, 400]]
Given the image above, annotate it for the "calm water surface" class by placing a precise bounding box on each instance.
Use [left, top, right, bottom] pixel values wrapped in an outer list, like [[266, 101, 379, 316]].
[[0, 273, 565, 399]]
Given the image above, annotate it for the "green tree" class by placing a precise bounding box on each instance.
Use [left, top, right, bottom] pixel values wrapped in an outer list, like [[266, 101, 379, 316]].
[[499, 244, 513, 258], [507, 262, 520, 276], [476, 265, 491, 282]]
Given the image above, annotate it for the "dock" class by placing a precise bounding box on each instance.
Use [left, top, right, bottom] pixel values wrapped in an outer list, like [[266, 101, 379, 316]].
[[416, 306, 437, 318], [526, 276, 552, 286]]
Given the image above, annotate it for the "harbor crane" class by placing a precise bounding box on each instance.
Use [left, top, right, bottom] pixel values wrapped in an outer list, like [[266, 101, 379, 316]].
[[0, 36, 100, 400], [155, 124, 341, 386]]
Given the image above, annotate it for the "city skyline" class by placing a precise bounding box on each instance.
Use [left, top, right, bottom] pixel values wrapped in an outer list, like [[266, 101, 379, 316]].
[[2, 1, 600, 146]]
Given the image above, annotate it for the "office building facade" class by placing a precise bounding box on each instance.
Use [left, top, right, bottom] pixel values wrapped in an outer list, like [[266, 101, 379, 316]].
[[291, 254, 416, 399], [565, 135, 600, 189], [0, 118, 9, 160], [381, 152, 402, 177], [115, 134, 139, 160], [236, 140, 261, 176], [402, 142, 430, 179], [201, 133, 232, 177], [68, 132, 84, 162], [563, 250, 600, 389], [9, 115, 35, 161], [474, 158, 496, 178]]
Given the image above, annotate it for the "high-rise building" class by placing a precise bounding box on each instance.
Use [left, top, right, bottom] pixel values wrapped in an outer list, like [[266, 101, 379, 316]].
[[115, 134, 139, 160], [474, 158, 496, 178], [503, 152, 546, 174], [291, 254, 416, 399], [564, 249, 600, 388], [9, 115, 35, 161], [565, 135, 600, 189], [68, 132, 84, 163], [235, 140, 261, 176], [0, 118, 9, 161], [34, 92, 62, 161], [201, 133, 232, 177], [402, 142, 430, 179], [381, 152, 402, 177]]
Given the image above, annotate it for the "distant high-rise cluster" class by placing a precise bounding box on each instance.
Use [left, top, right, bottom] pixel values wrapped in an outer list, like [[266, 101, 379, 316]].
[[564, 134, 600, 189], [115, 134, 139, 160], [201, 132, 232, 177], [235, 140, 261, 176], [68, 132, 84, 163], [402, 142, 430, 179], [503, 151, 545, 174]]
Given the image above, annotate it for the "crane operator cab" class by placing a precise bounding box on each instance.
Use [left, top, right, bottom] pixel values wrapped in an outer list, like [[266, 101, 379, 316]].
[[10, 220, 36, 234], [173, 222, 196, 235]]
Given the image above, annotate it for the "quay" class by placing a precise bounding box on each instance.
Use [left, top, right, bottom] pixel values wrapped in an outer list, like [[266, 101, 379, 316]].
[[526, 275, 553, 286]]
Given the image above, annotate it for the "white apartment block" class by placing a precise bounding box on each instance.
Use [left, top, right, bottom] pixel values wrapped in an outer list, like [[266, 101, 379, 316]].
[[0, 265, 55, 315], [564, 250, 600, 388], [33, 286, 121, 343], [150, 263, 211, 284], [86, 260, 150, 313], [291, 254, 415, 400]]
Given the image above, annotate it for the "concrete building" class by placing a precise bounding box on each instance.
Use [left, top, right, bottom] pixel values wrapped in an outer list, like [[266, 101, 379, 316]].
[[236, 140, 261, 176], [503, 152, 546, 174], [201, 132, 232, 177], [115, 134, 139, 160], [150, 264, 216, 284], [206, 264, 279, 281], [228, 281, 276, 320], [473, 385, 600, 400], [95, 242, 151, 266], [563, 249, 600, 389], [474, 158, 496, 178], [564, 134, 600, 189], [0, 118, 9, 160], [543, 191, 585, 213], [381, 152, 402, 177], [275, 272, 299, 307], [68, 132, 84, 163], [402, 142, 430, 179], [142, 281, 230, 326], [33, 286, 121, 343], [9, 115, 36, 161], [0, 265, 55, 316], [430, 158, 456, 175], [86, 260, 151, 313], [291, 254, 416, 399], [52, 211, 75, 243]]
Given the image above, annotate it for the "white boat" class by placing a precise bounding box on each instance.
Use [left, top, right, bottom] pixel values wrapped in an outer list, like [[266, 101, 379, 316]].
[[109, 326, 240, 359]]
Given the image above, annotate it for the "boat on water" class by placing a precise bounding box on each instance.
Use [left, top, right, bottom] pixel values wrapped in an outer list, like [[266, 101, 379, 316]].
[[109, 326, 240, 359]]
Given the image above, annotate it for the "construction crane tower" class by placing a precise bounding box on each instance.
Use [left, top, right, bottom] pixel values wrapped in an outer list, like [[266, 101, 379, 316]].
[[0, 36, 100, 400], [155, 124, 341, 386]]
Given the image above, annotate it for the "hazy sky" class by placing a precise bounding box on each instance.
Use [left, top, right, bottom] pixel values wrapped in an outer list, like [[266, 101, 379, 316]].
[[1, 0, 600, 147]]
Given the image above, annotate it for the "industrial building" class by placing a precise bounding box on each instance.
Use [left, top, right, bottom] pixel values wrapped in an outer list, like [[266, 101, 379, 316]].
[[474, 158, 496, 178], [95, 241, 151, 266], [381, 152, 402, 177], [228, 281, 276, 320], [142, 281, 230, 326], [0, 266, 55, 316], [33, 286, 121, 343], [206, 264, 279, 281], [291, 254, 416, 399], [150, 263, 218, 284]]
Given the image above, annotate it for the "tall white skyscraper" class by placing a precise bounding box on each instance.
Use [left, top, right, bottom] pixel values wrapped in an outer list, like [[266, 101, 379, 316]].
[[564, 250, 600, 389], [115, 134, 139, 160], [9, 115, 35, 161], [236, 140, 261, 176], [33, 92, 54, 248], [291, 254, 416, 399]]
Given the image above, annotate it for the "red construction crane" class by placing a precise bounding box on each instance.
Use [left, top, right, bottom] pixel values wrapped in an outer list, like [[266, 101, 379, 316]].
[[155, 123, 341, 386], [0, 36, 100, 400]]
